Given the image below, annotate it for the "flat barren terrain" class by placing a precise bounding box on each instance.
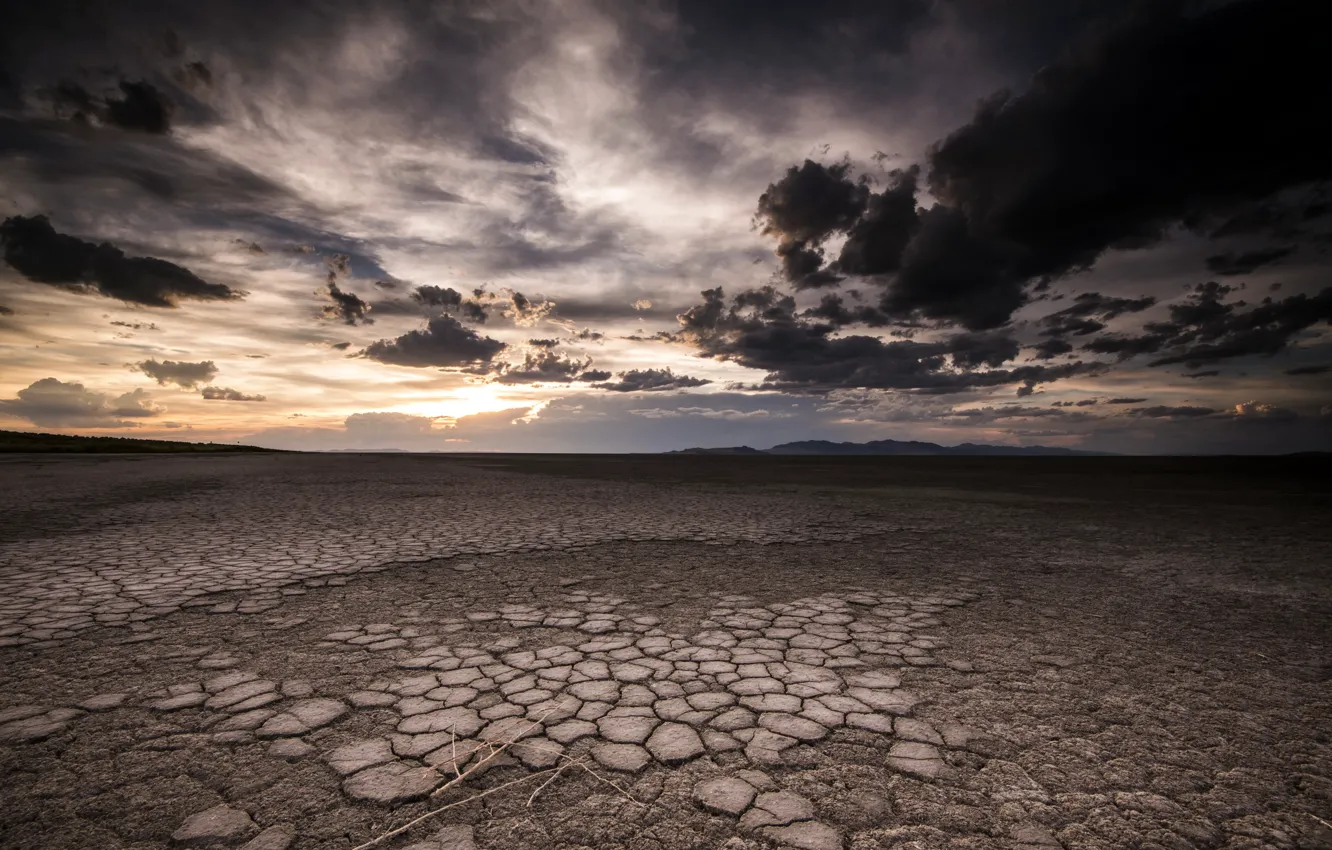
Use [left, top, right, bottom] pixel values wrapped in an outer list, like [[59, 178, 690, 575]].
[[1, 454, 1329, 850]]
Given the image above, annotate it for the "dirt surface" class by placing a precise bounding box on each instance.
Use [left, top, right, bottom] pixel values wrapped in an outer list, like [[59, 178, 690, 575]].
[[1, 453, 1329, 850]]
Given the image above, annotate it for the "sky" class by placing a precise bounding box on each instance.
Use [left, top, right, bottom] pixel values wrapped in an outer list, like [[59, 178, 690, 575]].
[[1, 0, 1329, 454]]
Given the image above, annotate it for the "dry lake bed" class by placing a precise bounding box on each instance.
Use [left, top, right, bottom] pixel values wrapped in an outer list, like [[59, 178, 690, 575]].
[[1, 453, 1329, 850]]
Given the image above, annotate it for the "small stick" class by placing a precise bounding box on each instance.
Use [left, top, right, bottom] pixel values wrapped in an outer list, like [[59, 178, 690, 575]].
[[349, 767, 561, 850], [526, 759, 575, 806]]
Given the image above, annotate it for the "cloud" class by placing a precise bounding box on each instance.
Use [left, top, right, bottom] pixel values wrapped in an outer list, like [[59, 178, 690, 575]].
[[1205, 246, 1296, 277], [201, 386, 267, 401], [1232, 400, 1298, 422], [48, 79, 174, 134], [1126, 405, 1216, 419], [490, 349, 593, 385], [323, 280, 373, 325], [1285, 365, 1329, 376], [595, 368, 712, 393], [928, 1, 1330, 279], [1080, 283, 1332, 368], [1038, 292, 1156, 340], [743, 2, 1331, 333], [109, 388, 164, 417], [0, 215, 242, 307], [361, 315, 506, 368], [629, 406, 789, 421], [136, 359, 218, 388], [755, 159, 867, 285], [671, 285, 1096, 392], [413, 285, 463, 311], [0, 377, 162, 428]]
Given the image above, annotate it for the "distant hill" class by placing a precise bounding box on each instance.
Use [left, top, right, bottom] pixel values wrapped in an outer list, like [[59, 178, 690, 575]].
[[0, 429, 283, 454], [667, 446, 767, 456], [669, 438, 1114, 457]]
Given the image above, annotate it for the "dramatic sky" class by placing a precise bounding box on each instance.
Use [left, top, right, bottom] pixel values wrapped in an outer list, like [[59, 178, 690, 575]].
[[2, 0, 1329, 453]]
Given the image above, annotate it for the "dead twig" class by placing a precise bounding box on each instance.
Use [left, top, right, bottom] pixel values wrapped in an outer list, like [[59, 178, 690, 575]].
[[349, 766, 562, 850]]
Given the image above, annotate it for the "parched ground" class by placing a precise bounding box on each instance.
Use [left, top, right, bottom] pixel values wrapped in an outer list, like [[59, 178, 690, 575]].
[[1, 453, 1329, 850]]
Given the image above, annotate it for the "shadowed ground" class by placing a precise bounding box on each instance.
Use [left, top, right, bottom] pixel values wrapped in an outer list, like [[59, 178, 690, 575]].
[[1, 454, 1329, 850]]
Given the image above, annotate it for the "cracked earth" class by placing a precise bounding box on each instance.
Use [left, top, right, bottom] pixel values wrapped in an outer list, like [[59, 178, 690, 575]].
[[1, 454, 1329, 850]]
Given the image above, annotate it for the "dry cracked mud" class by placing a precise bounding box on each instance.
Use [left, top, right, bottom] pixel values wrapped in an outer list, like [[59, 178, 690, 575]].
[[1, 453, 1329, 850]]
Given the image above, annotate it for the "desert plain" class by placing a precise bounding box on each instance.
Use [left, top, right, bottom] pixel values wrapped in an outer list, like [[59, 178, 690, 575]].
[[1, 453, 1329, 850]]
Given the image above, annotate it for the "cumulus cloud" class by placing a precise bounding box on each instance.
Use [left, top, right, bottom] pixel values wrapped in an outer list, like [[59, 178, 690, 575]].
[[595, 368, 712, 393], [489, 349, 593, 385], [201, 386, 267, 401], [412, 285, 464, 311], [0, 215, 241, 307], [361, 315, 506, 368], [0, 378, 163, 428], [136, 359, 218, 388]]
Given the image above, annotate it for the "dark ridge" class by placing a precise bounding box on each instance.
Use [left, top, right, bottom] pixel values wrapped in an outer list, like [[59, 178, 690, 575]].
[[666, 446, 766, 455], [0, 429, 285, 454], [668, 438, 1115, 457]]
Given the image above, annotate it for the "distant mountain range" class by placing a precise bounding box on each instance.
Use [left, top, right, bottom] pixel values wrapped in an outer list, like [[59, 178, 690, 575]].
[[667, 438, 1115, 457]]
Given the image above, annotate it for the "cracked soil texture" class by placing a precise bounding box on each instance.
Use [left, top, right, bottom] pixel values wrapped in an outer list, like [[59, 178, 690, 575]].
[[1, 453, 1329, 850]]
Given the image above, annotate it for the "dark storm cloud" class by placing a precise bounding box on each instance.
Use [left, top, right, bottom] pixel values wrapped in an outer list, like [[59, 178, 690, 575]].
[[201, 386, 267, 401], [1079, 282, 1332, 369], [803, 293, 892, 329], [361, 315, 506, 369], [1183, 370, 1220, 379], [1106, 397, 1146, 404], [927, 0, 1330, 271], [751, 165, 1025, 329], [672, 286, 1096, 393], [835, 166, 922, 279], [595, 369, 712, 393], [752, 1, 1330, 334], [0, 117, 291, 211], [0, 378, 161, 428], [1031, 338, 1074, 360], [1285, 365, 1329, 376], [1035, 291, 1157, 353], [135, 359, 218, 389], [0, 306, 13, 316], [577, 369, 612, 382], [1205, 246, 1296, 277], [1, 2, 533, 154], [0, 215, 241, 307], [755, 160, 867, 285], [47, 79, 173, 133], [104, 80, 172, 133], [1040, 292, 1156, 334]]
